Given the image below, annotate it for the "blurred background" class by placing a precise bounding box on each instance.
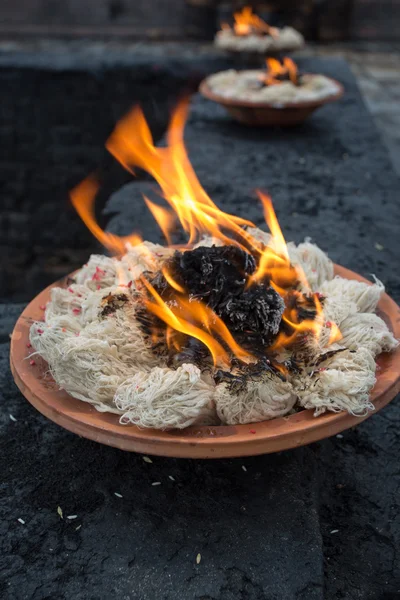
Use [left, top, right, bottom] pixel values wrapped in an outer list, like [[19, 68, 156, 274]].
[[1, 0, 399, 41], [0, 0, 399, 304]]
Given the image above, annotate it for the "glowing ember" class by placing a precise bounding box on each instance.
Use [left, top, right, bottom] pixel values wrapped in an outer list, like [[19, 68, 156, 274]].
[[70, 100, 341, 369], [222, 6, 279, 38]]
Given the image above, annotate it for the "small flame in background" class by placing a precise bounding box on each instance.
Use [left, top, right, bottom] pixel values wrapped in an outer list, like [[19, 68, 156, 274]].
[[71, 100, 341, 367], [221, 6, 279, 38], [263, 57, 298, 86]]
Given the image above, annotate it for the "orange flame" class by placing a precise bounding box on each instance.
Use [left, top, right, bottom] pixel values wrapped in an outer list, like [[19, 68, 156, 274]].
[[225, 6, 279, 38], [249, 192, 308, 294], [106, 100, 260, 252], [71, 99, 340, 365], [264, 57, 298, 86], [327, 321, 342, 345], [70, 175, 142, 255], [140, 275, 255, 367], [270, 293, 324, 351]]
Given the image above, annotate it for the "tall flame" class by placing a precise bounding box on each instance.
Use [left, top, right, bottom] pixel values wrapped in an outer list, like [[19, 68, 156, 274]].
[[106, 99, 259, 251], [249, 192, 307, 294], [71, 99, 340, 365], [70, 175, 142, 255], [225, 6, 279, 38]]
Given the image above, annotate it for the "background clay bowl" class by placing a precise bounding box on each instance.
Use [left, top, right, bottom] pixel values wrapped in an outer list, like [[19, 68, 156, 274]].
[[10, 265, 400, 459], [199, 76, 344, 126]]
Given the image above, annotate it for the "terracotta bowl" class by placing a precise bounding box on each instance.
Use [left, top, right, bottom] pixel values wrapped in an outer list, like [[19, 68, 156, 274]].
[[199, 76, 344, 126], [10, 265, 400, 459]]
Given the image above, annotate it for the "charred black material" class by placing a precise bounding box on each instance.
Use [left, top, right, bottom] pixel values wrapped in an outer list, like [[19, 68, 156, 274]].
[[218, 285, 285, 348], [154, 245, 285, 352], [313, 347, 346, 367], [160, 245, 256, 305], [100, 293, 129, 317], [285, 290, 324, 323], [214, 357, 287, 395], [169, 337, 211, 369]]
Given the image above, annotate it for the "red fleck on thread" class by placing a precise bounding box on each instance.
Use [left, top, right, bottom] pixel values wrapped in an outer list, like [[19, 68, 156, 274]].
[[68, 287, 74, 293], [29, 360, 36, 366], [39, 305, 46, 310], [312, 268, 317, 273], [326, 321, 332, 328], [62, 328, 66, 332], [92, 266, 106, 281], [72, 308, 81, 315], [26, 343, 32, 349], [37, 328, 44, 335], [249, 429, 256, 434], [96, 285, 101, 291], [77, 294, 82, 298], [320, 368, 326, 372], [127, 281, 133, 288], [75, 332, 80, 337]]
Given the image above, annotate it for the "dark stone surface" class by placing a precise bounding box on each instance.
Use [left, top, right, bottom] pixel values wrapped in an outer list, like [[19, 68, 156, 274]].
[[0, 343, 324, 600], [1, 57, 400, 600], [0, 303, 25, 343], [0, 60, 178, 301], [0, 45, 232, 302]]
